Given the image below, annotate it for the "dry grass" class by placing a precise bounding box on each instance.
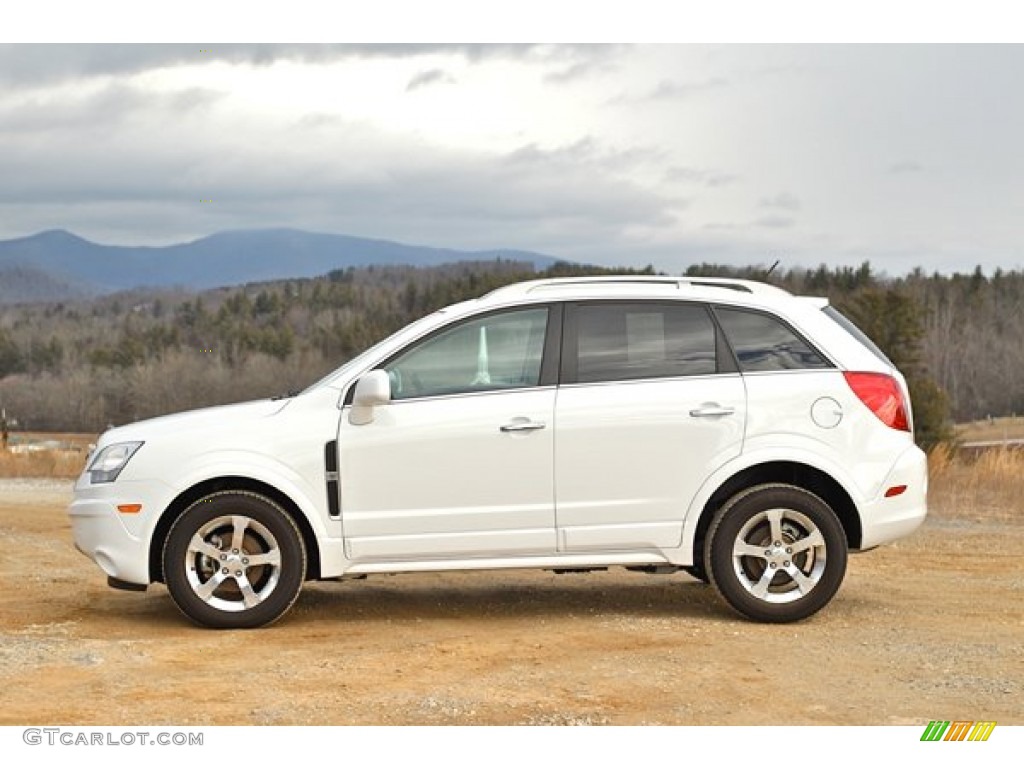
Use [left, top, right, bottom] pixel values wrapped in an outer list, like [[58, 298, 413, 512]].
[[0, 449, 87, 479], [14, 432, 96, 450], [955, 415, 1024, 443], [928, 442, 1023, 522], [0, 433, 95, 479]]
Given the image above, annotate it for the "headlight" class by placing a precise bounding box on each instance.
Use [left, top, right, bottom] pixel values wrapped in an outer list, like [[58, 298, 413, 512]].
[[87, 441, 144, 484]]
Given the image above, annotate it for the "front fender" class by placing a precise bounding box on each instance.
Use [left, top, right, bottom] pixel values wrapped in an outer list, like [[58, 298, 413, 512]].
[[163, 449, 339, 541]]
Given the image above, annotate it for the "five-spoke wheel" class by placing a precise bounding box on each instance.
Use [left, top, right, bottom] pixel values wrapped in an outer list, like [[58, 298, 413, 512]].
[[705, 484, 847, 622], [163, 492, 305, 629]]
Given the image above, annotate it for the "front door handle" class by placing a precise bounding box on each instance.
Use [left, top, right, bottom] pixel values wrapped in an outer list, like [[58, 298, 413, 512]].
[[689, 405, 736, 418], [500, 421, 547, 433]]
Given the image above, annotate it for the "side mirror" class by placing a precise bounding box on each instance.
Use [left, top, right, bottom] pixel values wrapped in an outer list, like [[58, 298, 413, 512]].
[[349, 370, 391, 425]]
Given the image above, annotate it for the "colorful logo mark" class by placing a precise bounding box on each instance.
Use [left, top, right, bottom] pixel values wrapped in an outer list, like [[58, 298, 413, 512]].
[[920, 720, 996, 742]]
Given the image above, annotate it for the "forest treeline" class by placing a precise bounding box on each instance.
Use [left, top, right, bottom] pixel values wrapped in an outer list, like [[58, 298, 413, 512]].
[[1, 258, 1020, 445]]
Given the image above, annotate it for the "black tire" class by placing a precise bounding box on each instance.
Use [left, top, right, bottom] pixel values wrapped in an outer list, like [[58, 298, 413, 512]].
[[705, 483, 847, 623], [162, 491, 306, 629]]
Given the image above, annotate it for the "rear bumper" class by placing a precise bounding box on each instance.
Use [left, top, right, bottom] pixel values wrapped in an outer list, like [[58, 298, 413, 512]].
[[857, 443, 928, 550]]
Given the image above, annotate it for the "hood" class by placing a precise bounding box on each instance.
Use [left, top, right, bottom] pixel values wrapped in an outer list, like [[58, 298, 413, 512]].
[[98, 398, 292, 447]]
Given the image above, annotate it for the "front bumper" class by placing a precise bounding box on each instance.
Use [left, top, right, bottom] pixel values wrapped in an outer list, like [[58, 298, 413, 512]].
[[68, 477, 175, 586]]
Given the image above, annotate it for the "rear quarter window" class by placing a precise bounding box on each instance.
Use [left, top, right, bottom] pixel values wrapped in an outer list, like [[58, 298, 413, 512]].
[[715, 307, 832, 372], [821, 305, 895, 367]]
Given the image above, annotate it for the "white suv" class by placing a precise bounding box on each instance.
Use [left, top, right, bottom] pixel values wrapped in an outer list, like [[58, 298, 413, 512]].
[[69, 276, 927, 628]]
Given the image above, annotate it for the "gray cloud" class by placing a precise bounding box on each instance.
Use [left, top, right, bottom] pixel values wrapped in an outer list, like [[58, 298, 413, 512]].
[[613, 77, 729, 105], [3, 44, 1023, 276], [544, 60, 599, 84], [705, 173, 739, 187], [0, 44, 326, 87], [0, 83, 223, 137], [505, 138, 667, 178], [0, 44, 550, 88], [753, 215, 796, 229], [889, 160, 925, 174], [664, 166, 740, 187], [663, 167, 703, 183], [543, 53, 620, 84], [760, 192, 801, 211], [0, 88, 679, 257], [650, 77, 729, 100], [406, 69, 456, 92]]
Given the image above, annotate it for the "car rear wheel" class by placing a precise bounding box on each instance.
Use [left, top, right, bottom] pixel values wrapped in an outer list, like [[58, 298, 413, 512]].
[[163, 491, 306, 629], [705, 483, 847, 622]]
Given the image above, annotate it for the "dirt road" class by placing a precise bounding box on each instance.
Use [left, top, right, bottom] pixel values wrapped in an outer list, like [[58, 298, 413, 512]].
[[1, 478, 1020, 725]]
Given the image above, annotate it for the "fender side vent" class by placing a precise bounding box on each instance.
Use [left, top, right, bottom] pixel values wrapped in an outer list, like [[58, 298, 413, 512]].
[[325, 440, 340, 517]]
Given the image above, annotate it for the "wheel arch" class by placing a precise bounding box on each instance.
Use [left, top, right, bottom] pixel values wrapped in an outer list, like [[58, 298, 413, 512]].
[[149, 476, 322, 583], [690, 461, 862, 565]]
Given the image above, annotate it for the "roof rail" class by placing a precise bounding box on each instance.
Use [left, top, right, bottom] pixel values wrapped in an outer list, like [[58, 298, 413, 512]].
[[483, 275, 790, 299]]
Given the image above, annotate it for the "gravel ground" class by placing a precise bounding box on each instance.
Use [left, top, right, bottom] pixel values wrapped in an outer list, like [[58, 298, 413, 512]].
[[0, 479, 1021, 725]]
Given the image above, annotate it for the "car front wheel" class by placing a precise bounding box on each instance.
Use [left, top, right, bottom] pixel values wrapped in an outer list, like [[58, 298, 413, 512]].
[[705, 483, 847, 623], [162, 491, 306, 629]]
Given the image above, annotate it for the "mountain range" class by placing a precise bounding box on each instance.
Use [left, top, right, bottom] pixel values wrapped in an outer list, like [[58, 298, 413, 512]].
[[0, 229, 560, 304]]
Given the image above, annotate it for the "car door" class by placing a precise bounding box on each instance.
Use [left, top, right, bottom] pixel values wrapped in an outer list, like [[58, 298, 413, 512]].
[[337, 305, 560, 562], [555, 301, 746, 551]]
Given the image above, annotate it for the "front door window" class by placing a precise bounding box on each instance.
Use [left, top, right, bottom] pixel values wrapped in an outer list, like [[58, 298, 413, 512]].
[[385, 307, 549, 399]]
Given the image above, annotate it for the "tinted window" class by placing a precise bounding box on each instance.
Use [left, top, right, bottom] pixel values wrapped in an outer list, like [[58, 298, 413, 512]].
[[716, 308, 830, 372], [574, 303, 716, 383], [823, 305, 894, 367], [386, 308, 548, 399]]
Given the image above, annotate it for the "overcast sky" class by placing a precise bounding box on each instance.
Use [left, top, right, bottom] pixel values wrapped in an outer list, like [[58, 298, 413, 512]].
[[1, 43, 1022, 275]]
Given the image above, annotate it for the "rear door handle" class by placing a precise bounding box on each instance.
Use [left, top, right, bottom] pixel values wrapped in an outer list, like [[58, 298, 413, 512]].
[[500, 421, 547, 433], [689, 405, 736, 418]]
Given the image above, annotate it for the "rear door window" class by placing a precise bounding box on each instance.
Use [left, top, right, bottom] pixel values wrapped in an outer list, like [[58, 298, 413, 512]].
[[569, 302, 718, 383]]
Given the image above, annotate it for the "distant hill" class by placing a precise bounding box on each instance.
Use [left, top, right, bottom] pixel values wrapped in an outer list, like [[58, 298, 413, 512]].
[[0, 229, 560, 304], [0, 263, 98, 304]]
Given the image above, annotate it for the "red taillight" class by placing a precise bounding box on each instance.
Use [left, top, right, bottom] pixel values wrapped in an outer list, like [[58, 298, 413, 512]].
[[843, 372, 910, 432]]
